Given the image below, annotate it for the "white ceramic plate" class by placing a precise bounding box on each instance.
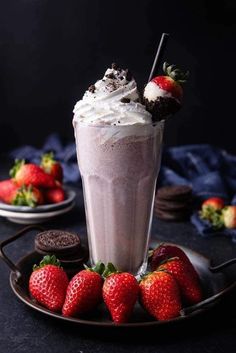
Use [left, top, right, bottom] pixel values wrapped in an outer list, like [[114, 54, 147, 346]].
[[0, 202, 75, 224], [0, 189, 76, 213]]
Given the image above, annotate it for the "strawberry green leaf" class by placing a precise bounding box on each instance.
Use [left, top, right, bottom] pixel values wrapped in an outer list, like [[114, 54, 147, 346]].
[[102, 262, 118, 278], [41, 152, 56, 172], [13, 185, 38, 208], [84, 261, 105, 275], [163, 62, 189, 84], [33, 255, 61, 271], [9, 159, 25, 178], [199, 207, 224, 230]]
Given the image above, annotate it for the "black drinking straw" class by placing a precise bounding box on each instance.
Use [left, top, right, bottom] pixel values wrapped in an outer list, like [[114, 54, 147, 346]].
[[148, 33, 169, 82]]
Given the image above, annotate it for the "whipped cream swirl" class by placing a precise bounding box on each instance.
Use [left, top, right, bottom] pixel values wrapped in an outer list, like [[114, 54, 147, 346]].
[[73, 64, 152, 126]]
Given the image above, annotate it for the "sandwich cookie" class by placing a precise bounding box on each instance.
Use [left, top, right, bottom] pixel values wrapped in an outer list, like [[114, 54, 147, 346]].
[[35, 229, 88, 277]]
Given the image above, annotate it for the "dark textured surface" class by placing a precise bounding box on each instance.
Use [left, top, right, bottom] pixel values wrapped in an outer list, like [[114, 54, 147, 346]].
[[1, 187, 236, 352]]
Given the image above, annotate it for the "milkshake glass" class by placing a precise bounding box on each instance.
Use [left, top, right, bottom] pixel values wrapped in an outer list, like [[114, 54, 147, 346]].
[[74, 121, 164, 274], [73, 64, 164, 275]]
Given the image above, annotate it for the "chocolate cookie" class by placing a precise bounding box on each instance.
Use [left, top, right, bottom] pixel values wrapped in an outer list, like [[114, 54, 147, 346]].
[[35, 229, 88, 278], [156, 185, 192, 202], [154, 198, 192, 212], [35, 229, 81, 256], [155, 208, 190, 222], [154, 185, 193, 222]]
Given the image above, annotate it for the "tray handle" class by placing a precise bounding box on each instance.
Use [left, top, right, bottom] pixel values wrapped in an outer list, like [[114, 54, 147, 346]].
[[209, 257, 236, 273], [0, 225, 44, 280], [180, 281, 236, 316]]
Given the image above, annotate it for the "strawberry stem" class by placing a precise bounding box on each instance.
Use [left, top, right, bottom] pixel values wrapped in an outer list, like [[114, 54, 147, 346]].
[[9, 159, 25, 178], [163, 62, 189, 84], [41, 152, 56, 172], [159, 256, 180, 266], [102, 262, 118, 278], [84, 261, 105, 275], [33, 255, 61, 271], [13, 184, 38, 207], [199, 207, 224, 230]]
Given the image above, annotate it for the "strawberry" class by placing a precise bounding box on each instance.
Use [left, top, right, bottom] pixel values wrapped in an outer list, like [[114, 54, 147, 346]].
[[150, 62, 188, 100], [202, 197, 225, 211], [200, 197, 225, 229], [158, 258, 203, 305], [10, 159, 56, 189], [150, 244, 199, 282], [13, 185, 44, 207], [102, 263, 139, 323], [41, 152, 63, 183], [44, 187, 65, 204], [0, 179, 43, 207], [139, 270, 181, 321], [0, 179, 20, 204], [143, 62, 188, 120], [62, 262, 104, 317], [29, 255, 69, 312], [222, 206, 236, 228]]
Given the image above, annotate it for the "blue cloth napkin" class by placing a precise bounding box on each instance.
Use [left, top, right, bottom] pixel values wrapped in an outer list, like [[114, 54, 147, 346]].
[[158, 144, 236, 240], [9, 136, 236, 240], [159, 144, 236, 202], [9, 134, 80, 183]]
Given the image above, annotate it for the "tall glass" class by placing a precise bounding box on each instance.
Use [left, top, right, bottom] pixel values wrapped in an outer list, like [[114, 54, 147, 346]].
[[74, 121, 164, 275]]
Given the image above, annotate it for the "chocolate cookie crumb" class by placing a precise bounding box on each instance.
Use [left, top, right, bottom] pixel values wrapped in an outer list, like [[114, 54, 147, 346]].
[[143, 96, 181, 121], [107, 82, 117, 92], [88, 84, 96, 93], [121, 97, 130, 103], [106, 73, 115, 79]]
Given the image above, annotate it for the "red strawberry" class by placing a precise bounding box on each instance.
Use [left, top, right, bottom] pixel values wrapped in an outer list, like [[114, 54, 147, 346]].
[[143, 62, 188, 120], [0, 179, 43, 207], [41, 152, 63, 183], [62, 262, 104, 317], [29, 255, 69, 312], [0, 179, 20, 204], [10, 159, 56, 189], [151, 62, 189, 101], [102, 263, 139, 324], [150, 244, 199, 282], [222, 206, 236, 228], [202, 197, 224, 211], [158, 258, 203, 305], [44, 187, 65, 204], [13, 185, 44, 207], [139, 270, 181, 321], [200, 197, 225, 229]]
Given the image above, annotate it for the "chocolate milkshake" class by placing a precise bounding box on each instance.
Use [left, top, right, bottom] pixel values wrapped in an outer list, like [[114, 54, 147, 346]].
[[73, 64, 164, 274]]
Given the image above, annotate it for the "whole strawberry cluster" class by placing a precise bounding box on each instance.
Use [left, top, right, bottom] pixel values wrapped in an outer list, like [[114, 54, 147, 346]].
[[0, 152, 65, 207], [29, 244, 203, 324], [200, 197, 236, 229]]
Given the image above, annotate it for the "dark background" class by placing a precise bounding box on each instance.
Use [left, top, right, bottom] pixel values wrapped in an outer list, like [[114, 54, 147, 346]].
[[0, 0, 236, 154]]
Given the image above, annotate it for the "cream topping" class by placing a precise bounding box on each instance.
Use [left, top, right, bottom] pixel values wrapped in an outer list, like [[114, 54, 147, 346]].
[[73, 65, 152, 126]]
